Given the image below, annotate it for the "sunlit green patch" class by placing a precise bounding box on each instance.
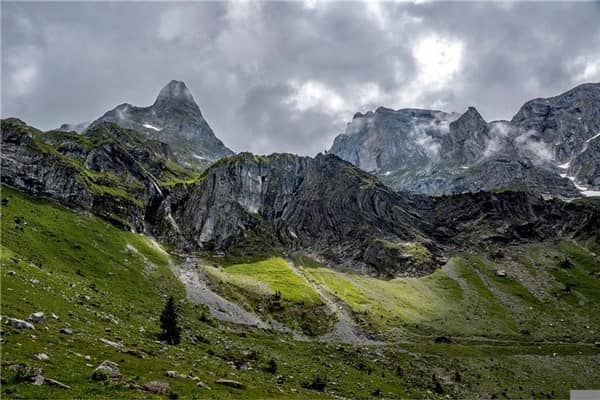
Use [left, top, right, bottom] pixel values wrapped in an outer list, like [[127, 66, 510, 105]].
[[210, 257, 321, 305]]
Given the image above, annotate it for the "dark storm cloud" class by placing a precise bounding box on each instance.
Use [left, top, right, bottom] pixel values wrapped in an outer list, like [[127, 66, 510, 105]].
[[2, 1, 599, 156]]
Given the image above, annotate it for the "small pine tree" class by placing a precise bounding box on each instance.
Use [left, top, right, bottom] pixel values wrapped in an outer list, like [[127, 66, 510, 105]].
[[160, 296, 181, 345], [266, 358, 277, 374]]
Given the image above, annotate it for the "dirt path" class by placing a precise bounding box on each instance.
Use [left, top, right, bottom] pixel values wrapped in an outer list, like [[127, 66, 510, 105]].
[[172, 257, 272, 329], [173, 256, 380, 344], [286, 259, 381, 345]]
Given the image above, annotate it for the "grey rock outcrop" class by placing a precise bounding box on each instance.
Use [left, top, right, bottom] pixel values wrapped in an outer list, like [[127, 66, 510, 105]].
[[92, 360, 122, 381], [1, 118, 187, 234], [157, 153, 599, 277], [161, 153, 442, 277], [4, 317, 35, 330]]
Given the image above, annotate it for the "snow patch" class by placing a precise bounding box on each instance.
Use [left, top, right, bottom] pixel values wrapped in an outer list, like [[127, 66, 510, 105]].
[[565, 175, 600, 196], [567, 176, 588, 192], [582, 190, 600, 197], [558, 161, 570, 169], [193, 154, 207, 160], [142, 123, 161, 131], [384, 171, 392, 176], [584, 132, 600, 144], [126, 243, 139, 253]]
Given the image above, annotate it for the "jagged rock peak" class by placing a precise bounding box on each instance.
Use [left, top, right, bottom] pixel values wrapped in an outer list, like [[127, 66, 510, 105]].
[[449, 106, 487, 133], [154, 80, 197, 106], [460, 106, 485, 122]]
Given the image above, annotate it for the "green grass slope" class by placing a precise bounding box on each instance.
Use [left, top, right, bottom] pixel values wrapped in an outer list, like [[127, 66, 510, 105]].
[[294, 246, 600, 343], [2, 186, 599, 399]]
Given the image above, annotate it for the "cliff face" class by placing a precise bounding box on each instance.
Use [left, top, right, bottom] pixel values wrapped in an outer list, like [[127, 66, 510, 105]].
[[159, 153, 599, 277], [2, 119, 95, 210], [329, 83, 600, 198], [164, 153, 442, 276], [0, 118, 190, 233]]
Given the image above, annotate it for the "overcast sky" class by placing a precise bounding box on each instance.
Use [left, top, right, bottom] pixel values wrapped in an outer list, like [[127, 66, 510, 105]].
[[2, 1, 600, 155]]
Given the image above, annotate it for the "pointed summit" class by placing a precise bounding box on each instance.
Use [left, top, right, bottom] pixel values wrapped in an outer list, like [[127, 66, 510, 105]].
[[154, 80, 196, 106], [450, 106, 487, 135], [88, 80, 233, 168]]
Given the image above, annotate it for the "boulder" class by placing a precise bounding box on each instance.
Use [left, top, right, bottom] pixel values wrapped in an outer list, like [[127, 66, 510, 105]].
[[124, 349, 145, 359], [28, 312, 46, 324], [31, 368, 45, 385], [165, 370, 186, 378], [4, 317, 34, 330], [495, 270, 507, 277], [142, 380, 170, 394], [91, 360, 122, 381], [59, 328, 73, 335], [33, 353, 49, 361]]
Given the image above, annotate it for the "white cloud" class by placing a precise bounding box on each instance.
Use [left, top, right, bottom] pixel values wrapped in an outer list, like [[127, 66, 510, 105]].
[[515, 130, 554, 162], [214, 2, 268, 71], [483, 122, 513, 158], [157, 6, 216, 44], [384, 33, 465, 109], [365, 1, 387, 30], [412, 34, 464, 90], [576, 58, 600, 81], [285, 80, 347, 114]]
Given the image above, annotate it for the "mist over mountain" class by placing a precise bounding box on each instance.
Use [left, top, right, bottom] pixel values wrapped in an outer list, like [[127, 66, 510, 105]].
[[330, 83, 600, 198]]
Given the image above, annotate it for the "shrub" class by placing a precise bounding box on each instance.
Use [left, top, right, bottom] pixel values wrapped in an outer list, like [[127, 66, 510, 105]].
[[303, 375, 327, 392], [91, 369, 109, 381]]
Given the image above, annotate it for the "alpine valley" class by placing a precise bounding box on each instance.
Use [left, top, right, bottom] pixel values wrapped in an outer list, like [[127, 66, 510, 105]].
[[1, 81, 599, 399]]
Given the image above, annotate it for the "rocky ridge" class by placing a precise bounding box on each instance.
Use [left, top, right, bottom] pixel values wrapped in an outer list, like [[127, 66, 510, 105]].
[[329, 83, 600, 198], [3, 117, 598, 277]]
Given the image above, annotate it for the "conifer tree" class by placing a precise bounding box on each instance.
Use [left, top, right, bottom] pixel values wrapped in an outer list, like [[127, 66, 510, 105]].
[[160, 296, 181, 345]]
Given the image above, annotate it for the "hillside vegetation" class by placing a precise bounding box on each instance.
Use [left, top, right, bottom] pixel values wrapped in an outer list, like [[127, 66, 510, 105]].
[[3, 186, 599, 398]]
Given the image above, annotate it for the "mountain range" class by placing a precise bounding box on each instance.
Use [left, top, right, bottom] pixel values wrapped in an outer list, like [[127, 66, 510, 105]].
[[330, 83, 600, 198], [3, 81, 600, 277], [2, 80, 600, 399]]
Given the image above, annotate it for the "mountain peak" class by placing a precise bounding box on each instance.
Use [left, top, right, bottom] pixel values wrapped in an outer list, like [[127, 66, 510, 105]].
[[463, 106, 484, 120], [154, 80, 196, 105], [88, 79, 233, 165]]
